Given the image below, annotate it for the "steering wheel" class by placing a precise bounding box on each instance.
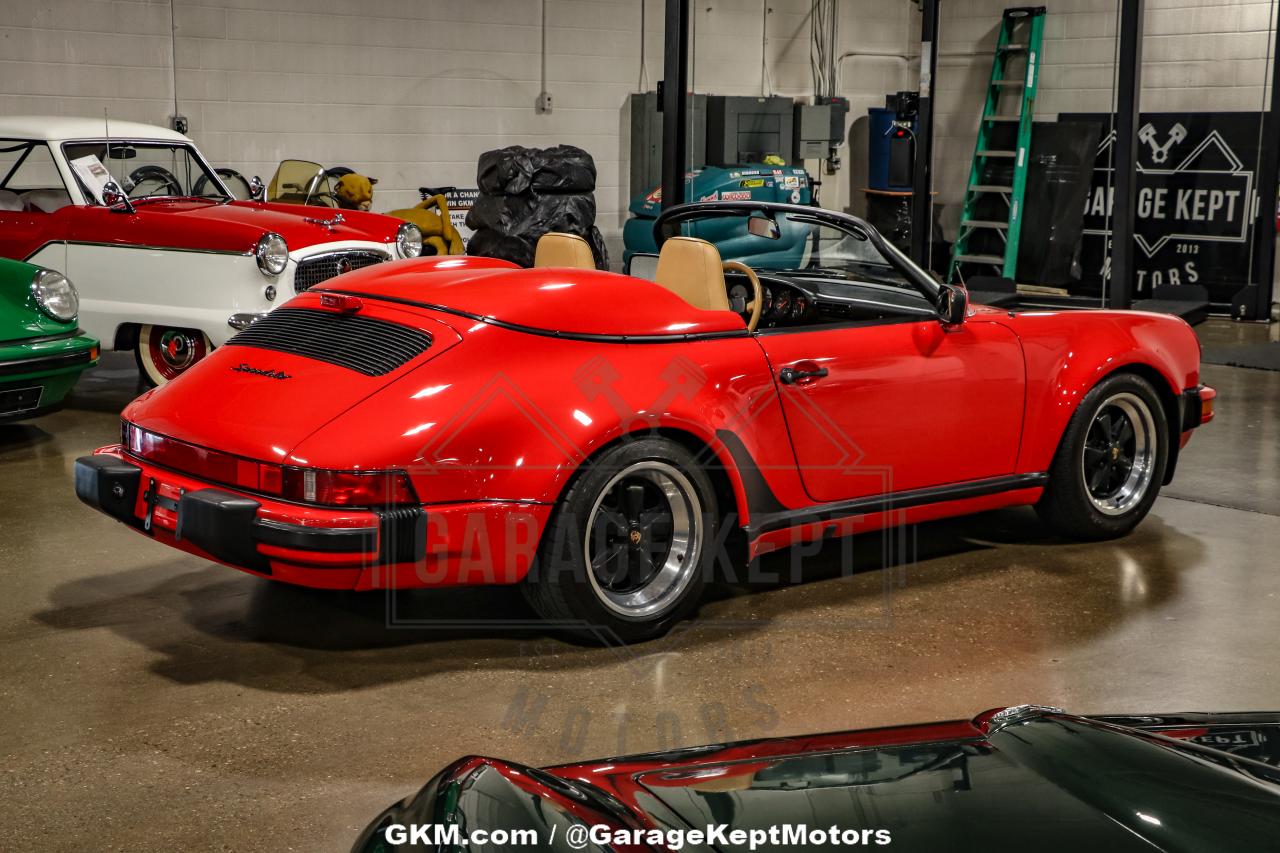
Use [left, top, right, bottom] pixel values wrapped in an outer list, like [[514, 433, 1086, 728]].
[[128, 165, 182, 198], [723, 261, 763, 332]]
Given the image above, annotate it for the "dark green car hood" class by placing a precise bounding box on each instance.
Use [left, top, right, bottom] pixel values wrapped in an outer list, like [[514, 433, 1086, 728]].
[[0, 257, 77, 345], [355, 711, 1280, 853], [633, 714, 1280, 852]]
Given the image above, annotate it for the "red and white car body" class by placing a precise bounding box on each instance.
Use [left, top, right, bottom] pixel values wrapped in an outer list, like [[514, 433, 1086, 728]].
[[0, 116, 422, 383]]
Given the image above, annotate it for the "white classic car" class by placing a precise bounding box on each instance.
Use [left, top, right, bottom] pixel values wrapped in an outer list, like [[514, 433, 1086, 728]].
[[0, 117, 423, 384]]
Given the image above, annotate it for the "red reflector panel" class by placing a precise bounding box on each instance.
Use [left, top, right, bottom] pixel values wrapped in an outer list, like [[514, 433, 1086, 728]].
[[123, 423, 283, 495], [281, 468, 417, 508], [121, 422, 417, 507]]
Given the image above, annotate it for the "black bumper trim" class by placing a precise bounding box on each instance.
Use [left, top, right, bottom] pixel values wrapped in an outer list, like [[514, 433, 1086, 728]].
[[253, 518, 378, 554], [376, 505, 427, 564], [176, 488, 269, 571], [0, 347, 95, 378], [1180, 386, 1205, 432], [74, 455, 144, 529]]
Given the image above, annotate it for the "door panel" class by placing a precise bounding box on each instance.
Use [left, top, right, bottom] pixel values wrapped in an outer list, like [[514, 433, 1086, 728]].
[[0, 210, 64, 263], [758, 319, 1025, 503]]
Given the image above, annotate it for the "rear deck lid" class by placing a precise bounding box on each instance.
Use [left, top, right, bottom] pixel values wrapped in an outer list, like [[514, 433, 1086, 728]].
[[122, 292, 461, 465], [319, 255, 748, 338]]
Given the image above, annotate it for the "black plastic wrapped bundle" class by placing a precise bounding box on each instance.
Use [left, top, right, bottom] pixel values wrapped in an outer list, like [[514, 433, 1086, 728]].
[[467, 144, 607, 270]]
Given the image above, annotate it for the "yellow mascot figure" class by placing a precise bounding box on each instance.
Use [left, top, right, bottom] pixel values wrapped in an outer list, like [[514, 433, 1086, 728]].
[[334, 174, 377, 211], [388, 194, 464, 256]]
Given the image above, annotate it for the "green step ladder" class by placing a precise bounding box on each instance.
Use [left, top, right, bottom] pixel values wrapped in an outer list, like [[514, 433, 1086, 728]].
[[948, 6, 1047, 284]]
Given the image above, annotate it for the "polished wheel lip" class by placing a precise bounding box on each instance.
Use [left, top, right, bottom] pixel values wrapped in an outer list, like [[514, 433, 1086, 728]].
[[1081, 391, 1156, 517], [584, 460, 703, 619]]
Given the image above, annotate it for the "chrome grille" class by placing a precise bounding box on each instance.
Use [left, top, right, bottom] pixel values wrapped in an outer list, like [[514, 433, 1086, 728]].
[[293, 250, 388, 293], [226, 308, 432, 376]]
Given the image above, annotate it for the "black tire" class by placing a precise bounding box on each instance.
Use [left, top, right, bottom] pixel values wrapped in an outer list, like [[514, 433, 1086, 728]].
[[522, 437, 718, 644], [1036, 372, 1169, 540]]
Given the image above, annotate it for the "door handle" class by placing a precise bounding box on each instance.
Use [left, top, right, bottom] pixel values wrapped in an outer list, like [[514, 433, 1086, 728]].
[[779, 365, 828, 385]]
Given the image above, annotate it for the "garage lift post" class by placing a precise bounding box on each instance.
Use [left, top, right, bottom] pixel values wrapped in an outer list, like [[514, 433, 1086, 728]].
[[660, 0, 692, 211], [1245, 3, 1280, 321], [910, 0, 941, 268], [1109, 0, 1145, 309]]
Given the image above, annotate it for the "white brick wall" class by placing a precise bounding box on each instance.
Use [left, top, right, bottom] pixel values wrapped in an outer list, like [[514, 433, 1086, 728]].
[[930, 0, 1278, 238], [2, 0, 1273, 253], [0, 0, 915, 262]]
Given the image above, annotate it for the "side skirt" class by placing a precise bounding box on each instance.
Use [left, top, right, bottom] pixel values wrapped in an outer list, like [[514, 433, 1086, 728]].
[[744, 473, 1049, 540]]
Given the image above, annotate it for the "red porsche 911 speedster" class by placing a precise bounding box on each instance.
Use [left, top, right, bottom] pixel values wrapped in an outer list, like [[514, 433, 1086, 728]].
[[74, 201, 1215, 642]]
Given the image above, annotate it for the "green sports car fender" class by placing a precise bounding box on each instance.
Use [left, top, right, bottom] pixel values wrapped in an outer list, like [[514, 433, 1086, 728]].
[[0, 257, 99, 423]]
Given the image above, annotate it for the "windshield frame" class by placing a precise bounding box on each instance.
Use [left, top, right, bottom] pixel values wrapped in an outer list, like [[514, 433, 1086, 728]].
[[653, 200, 944, 305], [59, 138, 231, 204]]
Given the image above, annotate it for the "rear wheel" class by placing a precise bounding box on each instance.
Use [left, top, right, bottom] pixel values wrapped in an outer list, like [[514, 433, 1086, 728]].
[[136, 324, 211, 386], [1036, 372, 1168, 540], [522, 437, 717, 644]]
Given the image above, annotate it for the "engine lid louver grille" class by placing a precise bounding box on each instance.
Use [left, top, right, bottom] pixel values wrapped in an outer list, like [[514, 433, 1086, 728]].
[[227, 307, 432, 376]]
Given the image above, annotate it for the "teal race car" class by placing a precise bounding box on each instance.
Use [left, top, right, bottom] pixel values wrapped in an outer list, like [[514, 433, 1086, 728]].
[[622, 165, 814, 270], [0, 258, 98, 423]]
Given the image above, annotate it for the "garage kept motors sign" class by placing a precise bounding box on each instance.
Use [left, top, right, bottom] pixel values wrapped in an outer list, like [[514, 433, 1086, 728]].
[[1060, 111, 1263, 308]]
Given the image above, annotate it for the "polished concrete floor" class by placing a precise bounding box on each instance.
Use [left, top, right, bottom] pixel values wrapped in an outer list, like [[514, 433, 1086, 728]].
[[2, 318, 1279, 850]]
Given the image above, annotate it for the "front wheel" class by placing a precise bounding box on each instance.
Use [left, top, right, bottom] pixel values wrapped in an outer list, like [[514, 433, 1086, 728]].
[[136, 324, 211, 386], [522, 437, 719, 644], [1036, 372, 1169, 540]]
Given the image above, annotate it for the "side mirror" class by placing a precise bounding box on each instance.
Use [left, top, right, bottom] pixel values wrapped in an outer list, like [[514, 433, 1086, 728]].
[[747, 215, 781, 240], [248, 175, 265, 201], [101, 181, 135, 214], [938, 285, 968, 325]]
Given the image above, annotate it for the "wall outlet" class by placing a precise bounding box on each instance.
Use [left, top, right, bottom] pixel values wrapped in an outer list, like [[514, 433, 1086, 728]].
[[536, 91, 553, 114], [170, 114, 189, 134]]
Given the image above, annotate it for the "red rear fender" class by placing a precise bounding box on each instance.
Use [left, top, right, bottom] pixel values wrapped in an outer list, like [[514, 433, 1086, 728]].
[[999, 311, 1201, 473]]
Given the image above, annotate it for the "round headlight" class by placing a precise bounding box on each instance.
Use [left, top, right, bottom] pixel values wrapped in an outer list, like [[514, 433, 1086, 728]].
[[255, 232, 288, 276], [31, 269, 79, 323], [396, 221, 423, 259]]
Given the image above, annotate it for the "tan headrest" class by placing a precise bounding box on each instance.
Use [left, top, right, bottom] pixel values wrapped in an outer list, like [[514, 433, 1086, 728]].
[[534, 232, 596, 269], [655, 237, 729, 312]]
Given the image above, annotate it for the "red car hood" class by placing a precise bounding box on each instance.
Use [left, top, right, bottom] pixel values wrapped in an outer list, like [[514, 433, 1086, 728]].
[[78, 199, 401, 254]]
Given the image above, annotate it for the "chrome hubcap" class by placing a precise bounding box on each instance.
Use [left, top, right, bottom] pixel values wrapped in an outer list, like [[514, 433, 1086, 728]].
[[158, 330, 198, 370], [584, 461, 702, 618], [1081, 392, 1157, 516]]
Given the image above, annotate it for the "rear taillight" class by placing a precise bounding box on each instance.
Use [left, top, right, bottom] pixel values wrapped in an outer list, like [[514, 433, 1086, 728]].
[[281, 468, 417, 507], [120, 422, 417, 507]]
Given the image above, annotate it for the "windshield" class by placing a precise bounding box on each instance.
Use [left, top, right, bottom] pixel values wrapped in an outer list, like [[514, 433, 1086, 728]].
[[267, 159, 335, 206], [669, 210, 914, 288], [61, 141, 227, 202]]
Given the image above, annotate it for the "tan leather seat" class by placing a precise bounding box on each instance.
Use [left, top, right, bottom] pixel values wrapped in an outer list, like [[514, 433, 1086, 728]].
[[654, 236, 729, 312], [534, 232, 596, 269]]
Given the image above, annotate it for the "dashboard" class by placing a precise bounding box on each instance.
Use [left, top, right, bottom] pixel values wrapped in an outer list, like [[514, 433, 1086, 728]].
[[724, 267, 937, 329]]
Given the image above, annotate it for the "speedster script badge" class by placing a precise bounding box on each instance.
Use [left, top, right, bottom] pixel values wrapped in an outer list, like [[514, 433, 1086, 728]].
[[232, 363, 291, 380]]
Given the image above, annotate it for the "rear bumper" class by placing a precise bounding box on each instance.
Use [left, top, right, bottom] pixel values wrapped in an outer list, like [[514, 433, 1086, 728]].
[[73, 448, 548, 590]]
